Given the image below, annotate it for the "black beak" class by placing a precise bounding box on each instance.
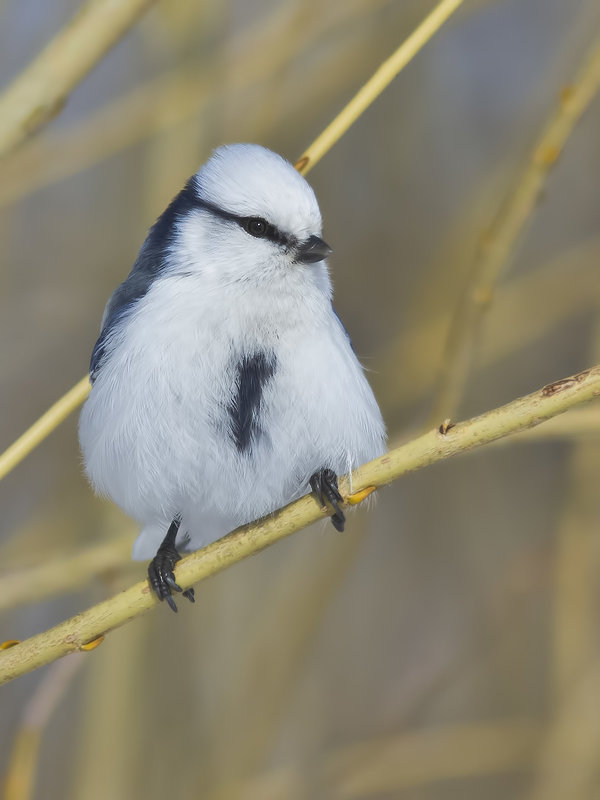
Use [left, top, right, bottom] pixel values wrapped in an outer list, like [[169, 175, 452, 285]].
[[295, 235, 332, 264]]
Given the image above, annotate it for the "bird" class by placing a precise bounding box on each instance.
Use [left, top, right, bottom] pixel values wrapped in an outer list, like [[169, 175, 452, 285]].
[[79, 143, 386, 611]]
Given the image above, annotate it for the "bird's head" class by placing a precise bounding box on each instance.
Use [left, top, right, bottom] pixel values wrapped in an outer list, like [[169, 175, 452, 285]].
[[169, 144, 332, 289]]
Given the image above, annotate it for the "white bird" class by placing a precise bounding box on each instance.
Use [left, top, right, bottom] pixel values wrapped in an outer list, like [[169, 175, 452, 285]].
[[79, 144, 386, 611]]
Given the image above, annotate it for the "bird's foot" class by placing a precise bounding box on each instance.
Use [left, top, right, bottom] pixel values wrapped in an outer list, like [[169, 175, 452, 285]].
[[148, 518, 195, 613], [310, 468, 345, 532]]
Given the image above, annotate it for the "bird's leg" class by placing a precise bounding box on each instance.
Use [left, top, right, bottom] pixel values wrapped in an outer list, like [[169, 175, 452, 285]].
[[310, 468, 345, 532], [148, 517, 195, 613]]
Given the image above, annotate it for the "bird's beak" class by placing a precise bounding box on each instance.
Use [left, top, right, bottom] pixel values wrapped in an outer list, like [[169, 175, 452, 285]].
[[294, 235, 332, 264]]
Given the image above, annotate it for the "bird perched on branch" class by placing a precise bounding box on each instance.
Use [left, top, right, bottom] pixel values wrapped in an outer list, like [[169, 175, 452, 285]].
[[79, 144, 386, 611]]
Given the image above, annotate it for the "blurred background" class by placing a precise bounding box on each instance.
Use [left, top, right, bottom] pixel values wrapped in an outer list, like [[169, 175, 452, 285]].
[[1, 0, 600, 798]]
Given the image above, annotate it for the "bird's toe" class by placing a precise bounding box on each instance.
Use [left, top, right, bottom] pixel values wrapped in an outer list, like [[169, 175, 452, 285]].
[[310, 468, 346, 532], [148, 549, 187, 613]]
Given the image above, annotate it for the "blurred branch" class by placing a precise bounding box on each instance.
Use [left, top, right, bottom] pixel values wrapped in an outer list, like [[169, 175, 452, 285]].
[[0, 0, 156, 161], [0, 0, 463, 486], [239, 718, 541, 795], [0, 0, 391, 210], [0, 534, 133, 612], [1, 364, 600, 685], [427, 33, 600, 425], [377, 238, 600, 417], [3, 654, 84, 800], [295, 0, 465, 174], [326, 719, 540, 795]]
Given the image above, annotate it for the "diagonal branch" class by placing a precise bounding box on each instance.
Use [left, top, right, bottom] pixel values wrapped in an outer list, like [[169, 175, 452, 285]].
[[1, 364, 599, 686], [0, 0, 157, 161], [294, 0, 464, 175]]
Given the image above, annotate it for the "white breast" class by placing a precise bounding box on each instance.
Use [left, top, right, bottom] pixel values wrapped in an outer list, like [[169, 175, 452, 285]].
[[79, 266, 385, 558]]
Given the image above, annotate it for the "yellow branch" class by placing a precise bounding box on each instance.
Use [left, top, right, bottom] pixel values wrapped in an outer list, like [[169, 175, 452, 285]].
[[0, 0, 157, 160], [427, 34, 600, 425], [1, 364, 599, 685], [501, 406, 600, 443], [5, 402, 600, 614], [295, 0, 464, 175], [0, 0, 464, 483], [0, 377, 90, 481]]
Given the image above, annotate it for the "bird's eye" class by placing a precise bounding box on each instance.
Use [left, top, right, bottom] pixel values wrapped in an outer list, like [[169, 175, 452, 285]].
[[244, 217, 268, 238]]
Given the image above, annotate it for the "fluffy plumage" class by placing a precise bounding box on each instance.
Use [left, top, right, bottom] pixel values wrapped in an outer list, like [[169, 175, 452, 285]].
[[79, 144, 386, 561]]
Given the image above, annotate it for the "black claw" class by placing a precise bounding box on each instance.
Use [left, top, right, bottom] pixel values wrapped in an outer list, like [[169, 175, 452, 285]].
[[330, 512, 345, 532], [166, 594, 178, 613], [310, 468, 346, 532], [164, 575, 182, 592], [147, 518, 195, 613]]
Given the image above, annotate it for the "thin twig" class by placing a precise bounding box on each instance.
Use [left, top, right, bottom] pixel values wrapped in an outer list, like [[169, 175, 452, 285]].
[[0, 0, 156, 160], [0, 0, 465, 484], [0, 376, 89, 481], [427, 34, 600, 425], [1, 364, 599, 686], [295, 0, 465, 175]]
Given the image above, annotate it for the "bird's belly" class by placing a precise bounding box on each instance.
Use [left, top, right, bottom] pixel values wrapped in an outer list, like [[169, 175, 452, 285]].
[[80, 311, 385, 546], [264, 335, 385, 488]]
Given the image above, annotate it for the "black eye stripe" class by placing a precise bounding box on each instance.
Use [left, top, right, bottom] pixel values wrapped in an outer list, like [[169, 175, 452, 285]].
[[193, 196, 293, 248], [241, 217, 289, 246]]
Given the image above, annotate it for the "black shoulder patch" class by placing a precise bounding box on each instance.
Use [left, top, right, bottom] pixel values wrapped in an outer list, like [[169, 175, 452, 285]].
[[228, 352, 276, 453], [90, 329, 110, 382], [89, 177, 201, 382]]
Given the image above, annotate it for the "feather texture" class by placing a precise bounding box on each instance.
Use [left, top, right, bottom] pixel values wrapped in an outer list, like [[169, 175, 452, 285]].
[[79, 144, 386, 558]]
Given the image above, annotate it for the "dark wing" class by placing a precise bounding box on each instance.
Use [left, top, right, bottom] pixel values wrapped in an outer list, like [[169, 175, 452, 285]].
[[90, 178, 201, 383], [89, 267, 153, 381], [331, 304, 354, 353]]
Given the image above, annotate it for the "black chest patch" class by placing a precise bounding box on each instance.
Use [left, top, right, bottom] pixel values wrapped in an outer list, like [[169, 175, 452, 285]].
[[228, 352, 276, 453]]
